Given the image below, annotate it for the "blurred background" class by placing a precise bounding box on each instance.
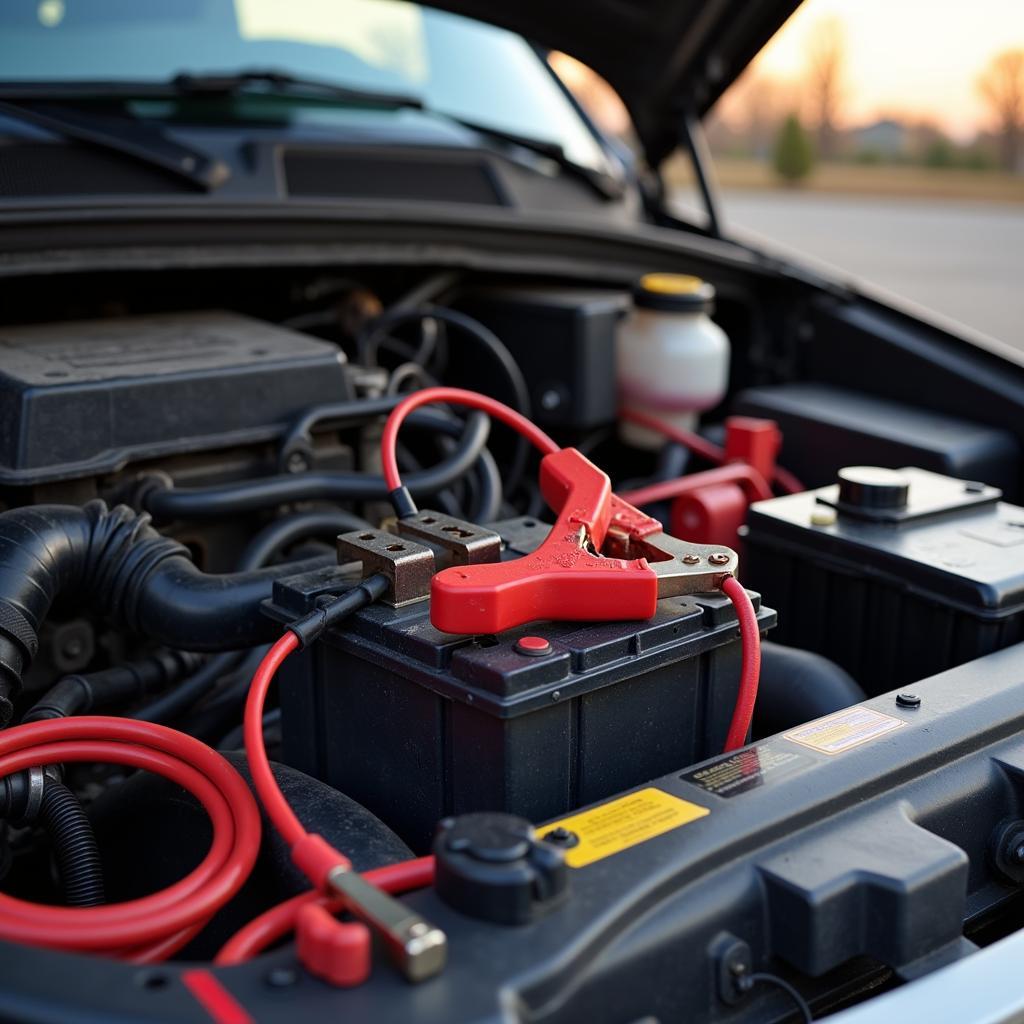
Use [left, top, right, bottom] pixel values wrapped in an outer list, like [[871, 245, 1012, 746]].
[[551, 0, 1024, 350]]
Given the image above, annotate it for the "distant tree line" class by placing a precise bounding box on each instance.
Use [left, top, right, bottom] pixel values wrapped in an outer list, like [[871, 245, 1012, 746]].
[[707, 17, 1024, 184]]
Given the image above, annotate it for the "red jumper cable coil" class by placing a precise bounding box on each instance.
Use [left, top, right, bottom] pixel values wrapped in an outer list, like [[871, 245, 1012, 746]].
[[0, 716, 261, 962]]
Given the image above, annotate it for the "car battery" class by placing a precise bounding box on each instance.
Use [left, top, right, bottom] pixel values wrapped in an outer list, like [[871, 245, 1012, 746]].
[[270, 517, 775, 851], [744, 466, 1024, 693]]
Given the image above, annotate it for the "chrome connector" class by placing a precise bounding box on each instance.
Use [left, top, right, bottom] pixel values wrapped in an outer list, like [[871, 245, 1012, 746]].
[[605, 529, 738, 596], [327, 866, 447, 982]]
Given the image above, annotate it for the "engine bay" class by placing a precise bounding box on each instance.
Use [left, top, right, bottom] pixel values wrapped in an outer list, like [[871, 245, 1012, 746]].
[[0, 260, 1023, 1022]]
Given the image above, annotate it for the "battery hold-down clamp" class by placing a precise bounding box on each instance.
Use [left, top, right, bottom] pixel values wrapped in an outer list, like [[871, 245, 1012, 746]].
[[430, 446, 739, 635]]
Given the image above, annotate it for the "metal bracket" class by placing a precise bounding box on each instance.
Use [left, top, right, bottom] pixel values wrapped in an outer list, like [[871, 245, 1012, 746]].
[[396, 511, 501, 570], [337, 529, 434, 607]]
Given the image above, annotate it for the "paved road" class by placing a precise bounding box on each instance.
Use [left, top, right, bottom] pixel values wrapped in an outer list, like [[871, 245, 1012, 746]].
[[688, 190, 1024, 352]]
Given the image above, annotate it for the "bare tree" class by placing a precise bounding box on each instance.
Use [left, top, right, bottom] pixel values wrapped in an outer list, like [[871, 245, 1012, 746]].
[[977, 49, 1024, 173], [740, 72, 783, 160], [805, 16, 846, 160]]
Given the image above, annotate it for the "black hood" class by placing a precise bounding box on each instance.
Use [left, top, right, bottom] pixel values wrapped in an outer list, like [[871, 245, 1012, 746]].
[[427, 0, 802, 165]]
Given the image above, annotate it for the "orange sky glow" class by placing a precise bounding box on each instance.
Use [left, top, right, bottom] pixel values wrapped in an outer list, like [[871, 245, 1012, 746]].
[[723, 0, 1024, 141]]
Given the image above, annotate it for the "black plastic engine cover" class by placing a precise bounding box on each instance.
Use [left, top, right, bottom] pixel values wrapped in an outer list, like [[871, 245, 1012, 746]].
[[0, 311, 350, 485]]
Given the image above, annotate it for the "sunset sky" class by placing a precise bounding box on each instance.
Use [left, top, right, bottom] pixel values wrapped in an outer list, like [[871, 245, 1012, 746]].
[[743, 0, 1024, 140]]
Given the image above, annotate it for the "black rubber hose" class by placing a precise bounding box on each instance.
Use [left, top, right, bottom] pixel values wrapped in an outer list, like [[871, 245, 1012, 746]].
[[472, 445, 503, 524], [142, 410, 491, 522], [135, 509, 370, 725], [754, 642, 867, 738], [0, 502, 332, 723], [236, 510, 371, 573], [38, 780, 105, 907], [357, 305, 532, 493], [130, 554, 330, 652], [129, 651, 242, 725], [23, 650, 203, 723]]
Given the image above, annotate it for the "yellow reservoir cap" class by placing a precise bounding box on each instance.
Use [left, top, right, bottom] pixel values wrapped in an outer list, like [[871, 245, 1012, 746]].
[[637, 273, 705, 295]]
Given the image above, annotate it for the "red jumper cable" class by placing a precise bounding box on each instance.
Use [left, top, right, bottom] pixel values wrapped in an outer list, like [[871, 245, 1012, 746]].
[[380, 387, 761, 751], [242, 581, 448, 986], [0, 716, 261, 962], [228, 388, 764, 977]]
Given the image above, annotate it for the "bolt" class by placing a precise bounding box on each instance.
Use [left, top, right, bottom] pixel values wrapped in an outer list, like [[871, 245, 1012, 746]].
[[542, 826, 579, 848], [896, 692, 921, 708], [540, 390, 561, 411], [286, 451, 310, 473], [551, 690, 561, 701], [1013, 842, 1024, 866], [265, 967, 298, 988], [708, 552, 731, 566], [681, 553, 701, 565]]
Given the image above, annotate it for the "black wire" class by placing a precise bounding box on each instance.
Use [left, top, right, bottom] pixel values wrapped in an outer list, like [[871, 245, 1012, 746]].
[[184, 646, 271, 743], [218, 707, 280, 752], [356, 304, 533, 495], [143, 411, 491, 520], [129, 651, 244, 724], [741, 972, 813, 1023], [236, 510, 372, 572], [471, 445, 503, 523]]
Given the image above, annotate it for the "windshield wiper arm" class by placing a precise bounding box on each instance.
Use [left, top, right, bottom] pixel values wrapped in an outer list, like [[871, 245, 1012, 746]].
[[0, 99, 229, 191], [171, 72, 622, 197], [0, 72, 621, 198], [171, 69, 426, 112], [435, 114, 625, 199]]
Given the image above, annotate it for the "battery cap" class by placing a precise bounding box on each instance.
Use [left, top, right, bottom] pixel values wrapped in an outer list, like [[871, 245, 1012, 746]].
[[434, 813, 569, 925], [837, 466, 910, 511]]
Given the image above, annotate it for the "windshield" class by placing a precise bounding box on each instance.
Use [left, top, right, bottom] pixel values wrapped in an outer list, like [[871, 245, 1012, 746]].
[[0, 0, 608, 171]]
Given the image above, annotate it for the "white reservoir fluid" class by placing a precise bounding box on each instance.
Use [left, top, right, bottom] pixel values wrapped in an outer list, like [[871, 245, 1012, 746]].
[[617, 273, 730, 449]]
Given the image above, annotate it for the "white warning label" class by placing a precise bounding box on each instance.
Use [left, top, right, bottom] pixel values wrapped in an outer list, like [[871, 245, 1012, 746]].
[[784, 706, 905, 755]]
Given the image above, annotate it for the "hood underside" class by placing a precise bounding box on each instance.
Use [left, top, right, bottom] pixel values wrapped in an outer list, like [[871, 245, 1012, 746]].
[[424, 0, 802, 165]]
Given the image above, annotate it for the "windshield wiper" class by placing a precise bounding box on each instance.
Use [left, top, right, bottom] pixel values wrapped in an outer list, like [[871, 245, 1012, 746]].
[[0, 71, 623, 199], [0, 98, 229, 191], [171, 70, 625, 199], [172, 70, 426, 112]]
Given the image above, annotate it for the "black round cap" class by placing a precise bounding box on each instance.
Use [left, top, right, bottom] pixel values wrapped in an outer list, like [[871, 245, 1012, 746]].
[[433, 812, 569, 925], [837, 466, 910, 511], [633, 273, 715, 314]]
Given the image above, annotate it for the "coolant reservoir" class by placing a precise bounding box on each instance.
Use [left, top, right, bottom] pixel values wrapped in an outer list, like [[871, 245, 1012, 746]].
[[617, 273, 730, 449]]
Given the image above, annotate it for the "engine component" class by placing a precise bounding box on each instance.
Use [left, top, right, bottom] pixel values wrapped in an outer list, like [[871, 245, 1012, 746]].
[[455, 287, 627, 429], [744, 466, 1024, 690], [0, 501, 329, 722], [0, 311, 351, 486], [271, 517, 774, 850], [733, 383, 1020, 493], [617, 273, 730, 449], [433, 812, 569, 925], [23, 649, 203, 722]]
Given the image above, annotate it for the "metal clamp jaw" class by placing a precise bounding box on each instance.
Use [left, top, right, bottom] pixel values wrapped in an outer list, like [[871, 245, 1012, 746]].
[[430, 447, 738, 635]]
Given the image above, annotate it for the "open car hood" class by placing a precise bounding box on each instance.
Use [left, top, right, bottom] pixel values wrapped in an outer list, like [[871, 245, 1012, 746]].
[[424, 0, 802, 165]]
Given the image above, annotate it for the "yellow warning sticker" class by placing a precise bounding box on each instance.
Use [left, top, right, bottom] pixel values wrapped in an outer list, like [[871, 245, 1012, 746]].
[[784, 706, 904, 755], [538, 788, 709, 868]]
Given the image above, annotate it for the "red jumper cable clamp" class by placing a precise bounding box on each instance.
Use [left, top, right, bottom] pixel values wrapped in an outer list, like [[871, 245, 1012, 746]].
[[430, 446, 739, 635]]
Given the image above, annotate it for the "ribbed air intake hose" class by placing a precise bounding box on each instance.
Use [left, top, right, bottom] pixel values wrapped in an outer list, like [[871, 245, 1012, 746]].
[[0, 502, 329, 725]]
